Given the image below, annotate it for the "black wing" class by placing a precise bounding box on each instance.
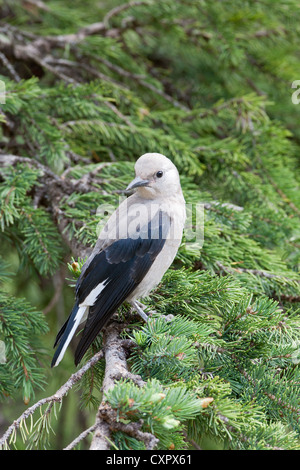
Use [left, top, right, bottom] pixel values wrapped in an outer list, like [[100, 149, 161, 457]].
[[54, 210, 171, 366]]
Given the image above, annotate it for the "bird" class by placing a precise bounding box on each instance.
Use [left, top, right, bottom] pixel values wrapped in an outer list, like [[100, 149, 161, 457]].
[[51, 153, 186, 367]]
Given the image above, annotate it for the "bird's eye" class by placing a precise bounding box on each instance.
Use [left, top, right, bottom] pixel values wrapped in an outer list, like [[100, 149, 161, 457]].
[[156, 171, 163, 178]]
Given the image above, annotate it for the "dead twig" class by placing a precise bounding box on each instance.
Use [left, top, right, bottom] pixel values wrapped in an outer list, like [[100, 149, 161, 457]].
[[0, 349, 104, 449]]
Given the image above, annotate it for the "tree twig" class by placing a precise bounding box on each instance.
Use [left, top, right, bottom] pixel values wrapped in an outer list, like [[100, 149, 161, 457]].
[[103, 0, 152, 26], [0, 51, 20, 82], [0, 349, 104, 449], [63, 423, 98, 450], [0, 153, 105, 258], [216, 261, 299, 283]]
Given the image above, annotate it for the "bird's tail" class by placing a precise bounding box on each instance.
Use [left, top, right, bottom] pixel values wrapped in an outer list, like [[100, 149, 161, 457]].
[[51, 302, 88, 367]]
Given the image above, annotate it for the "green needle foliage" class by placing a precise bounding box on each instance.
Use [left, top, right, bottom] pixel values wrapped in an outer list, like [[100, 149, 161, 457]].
[[0, 258, 49, 403], [0, 0, 299, 450]]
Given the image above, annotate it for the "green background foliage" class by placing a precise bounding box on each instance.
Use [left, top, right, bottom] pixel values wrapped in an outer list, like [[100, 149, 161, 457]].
[[0, 0, 299, 450]]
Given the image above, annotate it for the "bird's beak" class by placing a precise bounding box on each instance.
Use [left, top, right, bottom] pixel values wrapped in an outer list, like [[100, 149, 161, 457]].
[[126, 176, 150, 191]]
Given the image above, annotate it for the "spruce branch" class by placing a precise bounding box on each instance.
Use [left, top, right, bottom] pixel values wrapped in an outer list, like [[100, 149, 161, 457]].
[[89, 322, 154, 450], [0, 2, 189, 110], [97, 406, 158, 450], [0, 349, 104, 450], [216, 261, 300, 283], [0, 153, 107, 258], [233, 357, 300, 425]]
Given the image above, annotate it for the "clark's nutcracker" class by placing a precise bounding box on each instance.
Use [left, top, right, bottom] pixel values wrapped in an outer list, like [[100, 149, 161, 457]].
[[51, 153, 186, 367]]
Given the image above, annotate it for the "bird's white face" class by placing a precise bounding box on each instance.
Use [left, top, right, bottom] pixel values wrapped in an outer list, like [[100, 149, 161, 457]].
[[126, 153, 182, 199]]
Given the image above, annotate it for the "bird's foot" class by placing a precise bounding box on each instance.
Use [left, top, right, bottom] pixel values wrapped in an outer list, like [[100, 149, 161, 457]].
[[131, 300, 151, 322], [131, 301, 174, 323]]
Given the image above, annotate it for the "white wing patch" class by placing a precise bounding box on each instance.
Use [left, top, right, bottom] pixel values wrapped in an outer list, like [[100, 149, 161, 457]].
[[52, 279, 109, 367], [52, 305, 88, 367], [79, 279, 108, 307]]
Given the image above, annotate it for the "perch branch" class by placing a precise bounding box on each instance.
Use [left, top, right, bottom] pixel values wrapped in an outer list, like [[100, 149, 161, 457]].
[[89, 323, 157, 450]]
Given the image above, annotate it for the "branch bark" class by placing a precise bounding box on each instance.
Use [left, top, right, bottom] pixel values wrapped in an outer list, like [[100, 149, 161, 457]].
[[0, 1, 189, 110], [89, 323, 152, 450], [0, 153, 94, 258]]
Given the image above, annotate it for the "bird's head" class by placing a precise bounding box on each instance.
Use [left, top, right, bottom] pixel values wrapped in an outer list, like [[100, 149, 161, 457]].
[[126, 153, 182, 199]]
